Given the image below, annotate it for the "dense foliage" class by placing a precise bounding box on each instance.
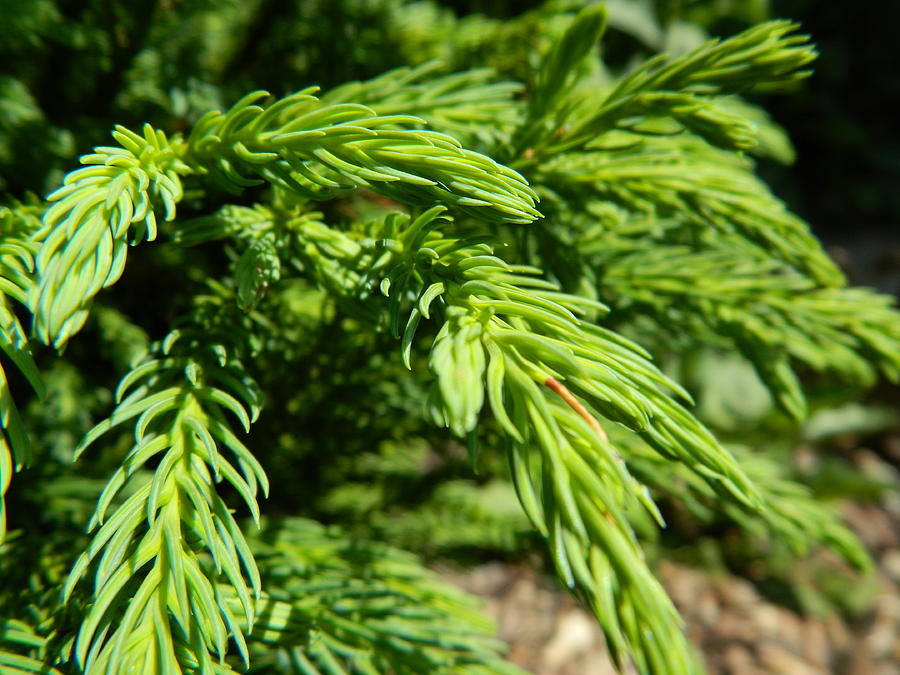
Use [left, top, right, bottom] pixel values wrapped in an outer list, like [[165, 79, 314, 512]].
[[2, 2, 898, 674]]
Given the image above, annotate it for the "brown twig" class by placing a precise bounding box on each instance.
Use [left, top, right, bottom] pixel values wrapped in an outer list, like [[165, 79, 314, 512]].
[[544, 376, 608, 442]]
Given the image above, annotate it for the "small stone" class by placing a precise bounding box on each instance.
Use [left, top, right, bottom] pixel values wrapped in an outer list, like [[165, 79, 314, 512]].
[[758, 644, 827, 675], [694, 589, 720, 627], [843, 504, 898, 551], [824, 612, 852, 652], [711, 612, 761, 643], [846, 647, 875, 675], [540, 609, 600, 670], [873, 665, 900, 675], [720, 643, 757, 675], [801, 618, 831, 668], [883, 551, 900, 583], [865, 587, 900, 657], [714, 576, 759, 609]]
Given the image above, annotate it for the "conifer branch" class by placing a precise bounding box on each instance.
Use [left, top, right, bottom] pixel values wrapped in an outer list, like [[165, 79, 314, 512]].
[[227, 208, 865, 672], [321, 61, 525, 148], [29, 124, 190, 347], [0, 619, 64, 675], [183, 89, 540, 222], [284, 204, 763, 672], [62, 294, 266, 675], [222, 518, 528, 674], [536, 137, 842, 287], [515, 18, 816, 163], [390, 217, 757, 673], [621, 436, 872, 571], [596, 243, 900, 418], [31, 89, 540, 349]]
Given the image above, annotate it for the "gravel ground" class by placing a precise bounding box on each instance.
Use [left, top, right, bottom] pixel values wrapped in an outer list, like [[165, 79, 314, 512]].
[[449, 441, 900, 674]]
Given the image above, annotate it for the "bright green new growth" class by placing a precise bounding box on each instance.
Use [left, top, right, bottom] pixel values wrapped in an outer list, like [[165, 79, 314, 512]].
[[62, 297, 266, 674], [3, 5, 900, 675]]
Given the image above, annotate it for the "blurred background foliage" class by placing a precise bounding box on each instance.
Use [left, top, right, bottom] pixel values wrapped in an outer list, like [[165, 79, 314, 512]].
[[1, 0, 898, 666], [3, 0, 898, 269]]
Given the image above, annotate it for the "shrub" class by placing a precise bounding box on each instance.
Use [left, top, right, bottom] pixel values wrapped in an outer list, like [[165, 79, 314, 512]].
[[2, 2, 898, 674]]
